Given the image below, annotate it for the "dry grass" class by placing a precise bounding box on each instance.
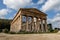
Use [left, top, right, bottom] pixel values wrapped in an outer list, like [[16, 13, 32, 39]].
[[0, 33, 60, 40]]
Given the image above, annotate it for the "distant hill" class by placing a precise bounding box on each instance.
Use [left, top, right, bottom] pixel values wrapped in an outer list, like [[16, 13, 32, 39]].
[[0, 19, 12, 31], [0, 19, 12, 23]]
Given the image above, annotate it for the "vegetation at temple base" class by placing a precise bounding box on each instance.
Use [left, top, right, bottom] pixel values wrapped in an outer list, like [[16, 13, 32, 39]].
[[9, 30, 59, 34]]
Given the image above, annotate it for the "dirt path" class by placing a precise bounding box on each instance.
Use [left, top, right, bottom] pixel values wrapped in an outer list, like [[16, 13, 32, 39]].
[[0, 33, 60, 40]]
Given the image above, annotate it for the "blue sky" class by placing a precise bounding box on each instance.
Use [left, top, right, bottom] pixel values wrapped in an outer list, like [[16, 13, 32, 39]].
[[0, 0, 60, 28]]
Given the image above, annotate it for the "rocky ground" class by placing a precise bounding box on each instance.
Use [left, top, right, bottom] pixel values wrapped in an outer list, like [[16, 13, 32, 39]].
[[0, 33, 60, 40]]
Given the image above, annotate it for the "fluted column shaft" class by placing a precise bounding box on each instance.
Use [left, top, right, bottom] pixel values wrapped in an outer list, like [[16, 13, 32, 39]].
[[45, 19, 48, 32], [36, 18, 40, 32], [26, 16, 29, 31], [31, 17, 34, 32], [41, 19, 44, 32], [34, 17, 37, 32], [39, 19, 41, 32]]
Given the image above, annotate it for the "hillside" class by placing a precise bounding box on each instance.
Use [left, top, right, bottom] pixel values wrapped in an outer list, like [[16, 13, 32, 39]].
[[0, 19, 12, 31]]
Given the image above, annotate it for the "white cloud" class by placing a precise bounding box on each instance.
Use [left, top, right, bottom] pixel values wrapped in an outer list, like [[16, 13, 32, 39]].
[[3, 0, 32, 10], [47, 18, 52, 24], [52, 13, 60, 22], [8, 17, 13, 19], [0, 9, 8, 18], [37, 0, 45, 4], [0, 9, 8, 16], [41, 0, 60, 12], [3, 0, 46, 10], [48, 13, 60, 28]]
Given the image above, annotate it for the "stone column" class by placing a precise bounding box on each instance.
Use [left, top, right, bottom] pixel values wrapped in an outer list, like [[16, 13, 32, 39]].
[[41, 19, 44, 32], [31, 16, 34, 32], [38, 18, 41, 32], [34, 17, 37, 32], [26, 16, 29, 31], [45, 19, 48, 32], [36, 18, 40, 32], [39, 19, 41, 32]]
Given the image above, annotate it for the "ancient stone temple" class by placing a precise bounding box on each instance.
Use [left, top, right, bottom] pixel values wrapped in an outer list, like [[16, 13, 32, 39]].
[[10, 8, 48, 33]]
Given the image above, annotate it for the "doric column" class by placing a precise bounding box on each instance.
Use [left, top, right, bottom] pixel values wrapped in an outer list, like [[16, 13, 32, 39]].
[[39, 19, 41, 32], [36, 17, 40, 32], [35, 18, 37, 32], [26, 16, 29, 31], [41, 19, 44, 32], [31, 16, 34, 32], [45, 19, 48, 32], [34, 17, 37, 32]]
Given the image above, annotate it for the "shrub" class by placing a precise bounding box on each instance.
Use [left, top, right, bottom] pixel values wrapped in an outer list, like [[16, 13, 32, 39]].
[[9, 32, 16, 34], [0, 29, 2, 32], [3, 28, 9, 33]]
